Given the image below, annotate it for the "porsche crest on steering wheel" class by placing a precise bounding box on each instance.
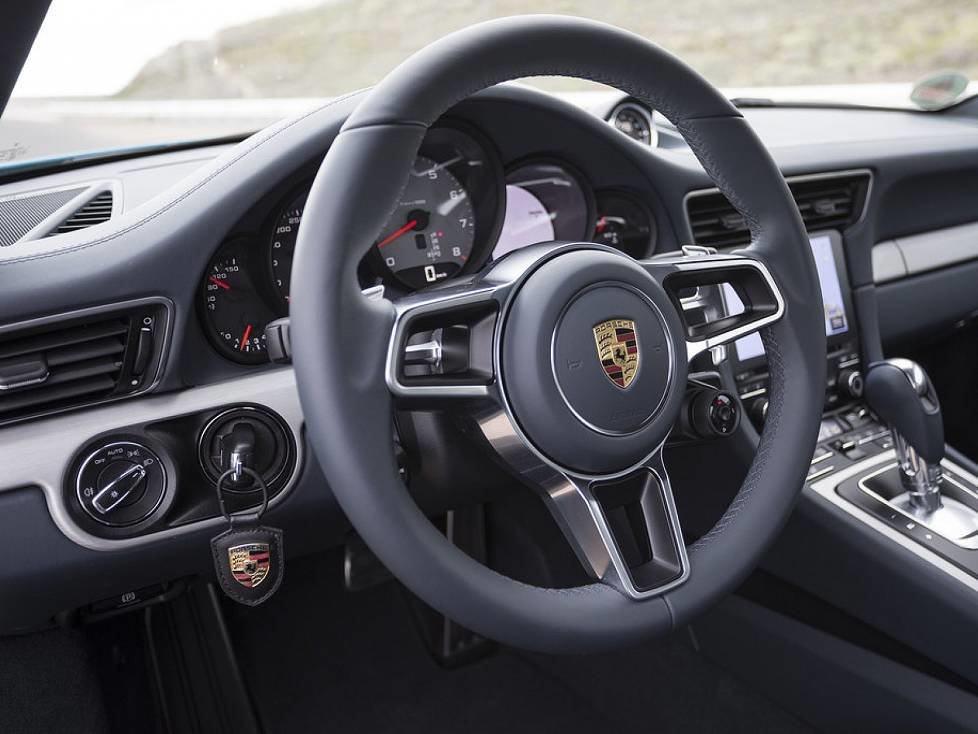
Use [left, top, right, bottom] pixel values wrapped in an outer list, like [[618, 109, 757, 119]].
[[593, 318, 639, 389]]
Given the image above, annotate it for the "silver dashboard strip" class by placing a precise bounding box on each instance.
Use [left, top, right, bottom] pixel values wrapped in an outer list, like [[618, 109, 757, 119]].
[[809, 449, 978, 595], [0, 368, 303, 551]]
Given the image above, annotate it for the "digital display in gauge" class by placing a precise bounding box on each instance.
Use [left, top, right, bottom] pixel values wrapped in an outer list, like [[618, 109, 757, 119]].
[[493, 160, 592, 259], [201, 240, 275, 364], [374, 154, 476, 290], [593, 190, 656, 258]]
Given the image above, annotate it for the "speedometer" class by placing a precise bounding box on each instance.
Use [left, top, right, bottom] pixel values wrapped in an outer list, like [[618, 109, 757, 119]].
[[269, 191, 305, 304], [201, 239, 275, 364], [374, 155, 475, 289]]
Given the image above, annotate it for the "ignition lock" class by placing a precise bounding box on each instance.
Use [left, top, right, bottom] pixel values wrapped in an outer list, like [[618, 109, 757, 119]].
[[198, 406, 293, 494]]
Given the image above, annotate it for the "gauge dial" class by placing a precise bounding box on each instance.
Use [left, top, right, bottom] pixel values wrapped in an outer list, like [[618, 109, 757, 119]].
[[269, 192, 306, 303], [375, 155, 476, 290], [266, 125, 502, 295], [493, 160, 593, 259], [594, 190, 656, 258], [202, 241, 275, 364], [609, 102, 658, 147]]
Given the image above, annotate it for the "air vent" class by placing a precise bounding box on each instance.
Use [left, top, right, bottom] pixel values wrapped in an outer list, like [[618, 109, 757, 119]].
[[0, 301, 168, 425], [686, 172, 871, 248], [52, 190, 115, 234]]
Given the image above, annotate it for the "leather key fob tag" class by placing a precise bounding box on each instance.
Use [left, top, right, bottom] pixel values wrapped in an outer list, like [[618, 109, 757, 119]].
[[211, 524, 284, 606]]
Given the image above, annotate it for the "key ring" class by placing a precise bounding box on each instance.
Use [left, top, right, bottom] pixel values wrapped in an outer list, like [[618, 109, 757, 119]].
[[215, 466, 270, 526]]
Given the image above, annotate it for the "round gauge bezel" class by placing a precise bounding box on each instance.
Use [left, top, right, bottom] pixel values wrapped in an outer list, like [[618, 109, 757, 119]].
[[367, 119, 506, 292], [593, 188, 658, 258], [198, 237, 275, 365], [495, 155, 597, 259], [608, 100, 659, 147]]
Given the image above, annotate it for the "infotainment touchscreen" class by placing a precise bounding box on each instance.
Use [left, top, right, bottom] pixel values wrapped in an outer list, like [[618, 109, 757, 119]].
[[725, 233, 849, 362]]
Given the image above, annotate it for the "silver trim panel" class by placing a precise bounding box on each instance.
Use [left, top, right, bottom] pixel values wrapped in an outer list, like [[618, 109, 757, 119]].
[[0, 368, 304, 551], [873, 220, 978, 285], [857, 461, 978, 549], [809, 450, 978, 595]]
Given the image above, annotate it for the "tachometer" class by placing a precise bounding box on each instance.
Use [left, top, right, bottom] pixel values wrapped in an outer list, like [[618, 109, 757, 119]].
[[201, 240, 275, 364], [375, 155, 476, 289], [264, 124, 502, 295]]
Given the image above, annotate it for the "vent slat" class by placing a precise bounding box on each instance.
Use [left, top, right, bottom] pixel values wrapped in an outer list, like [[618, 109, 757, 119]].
[[46, 337, 126, 366], [0, 320, 128, 361], [686, 173, 870, 247], [43, 356, 122, 387], [0, 375, 117, 413]]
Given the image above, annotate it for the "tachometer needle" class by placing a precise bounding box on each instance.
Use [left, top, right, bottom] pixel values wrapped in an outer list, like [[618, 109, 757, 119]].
[[240, 323, 253, 351], [412, 156, 462, 177], [209, 276, 231, 290], [377, 218, 418, 248]]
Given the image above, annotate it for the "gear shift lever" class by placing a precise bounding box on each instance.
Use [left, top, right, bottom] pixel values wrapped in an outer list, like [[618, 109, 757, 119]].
[[864, 358, 944, 513]]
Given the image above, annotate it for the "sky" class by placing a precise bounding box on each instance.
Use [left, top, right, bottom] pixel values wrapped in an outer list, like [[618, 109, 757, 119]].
[[12, 0, 322, 98]]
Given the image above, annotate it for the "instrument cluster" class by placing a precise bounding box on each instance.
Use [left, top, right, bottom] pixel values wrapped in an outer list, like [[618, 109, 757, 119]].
[[199, 121, 659, 365]]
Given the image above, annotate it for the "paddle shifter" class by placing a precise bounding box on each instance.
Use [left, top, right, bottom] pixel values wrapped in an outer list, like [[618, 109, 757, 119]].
[[864, 358, 944, 513]]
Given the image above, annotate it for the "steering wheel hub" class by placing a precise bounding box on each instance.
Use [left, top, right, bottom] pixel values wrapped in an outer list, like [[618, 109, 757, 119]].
[[500, 248, 687, 475]]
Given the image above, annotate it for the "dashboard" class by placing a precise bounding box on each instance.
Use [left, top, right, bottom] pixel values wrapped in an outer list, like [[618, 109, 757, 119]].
[[4, 81, 978, 634], [198, 120, 658, 364]]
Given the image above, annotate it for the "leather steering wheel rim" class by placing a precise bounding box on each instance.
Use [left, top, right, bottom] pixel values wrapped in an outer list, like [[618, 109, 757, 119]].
[[291, 15, 826, 653]]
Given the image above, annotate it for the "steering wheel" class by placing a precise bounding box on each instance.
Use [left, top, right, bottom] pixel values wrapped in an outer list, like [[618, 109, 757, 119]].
[[291, 15, 826, 653]]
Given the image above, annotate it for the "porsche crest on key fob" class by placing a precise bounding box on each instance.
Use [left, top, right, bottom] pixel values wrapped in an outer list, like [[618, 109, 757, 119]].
[[212, 524, 284, 606], [211, 466, 284, 606]]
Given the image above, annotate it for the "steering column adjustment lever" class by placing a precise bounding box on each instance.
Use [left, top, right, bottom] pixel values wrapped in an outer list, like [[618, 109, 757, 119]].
[[864, 358, 944, 513]]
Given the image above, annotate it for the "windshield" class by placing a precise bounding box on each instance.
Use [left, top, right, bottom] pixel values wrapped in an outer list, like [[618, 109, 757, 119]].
[[4, 0, 978, 169]]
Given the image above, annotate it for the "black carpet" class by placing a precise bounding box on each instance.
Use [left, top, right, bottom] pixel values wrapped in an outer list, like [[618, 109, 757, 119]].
[[0, 627, 109, 734], [223, 552, 813, 733]]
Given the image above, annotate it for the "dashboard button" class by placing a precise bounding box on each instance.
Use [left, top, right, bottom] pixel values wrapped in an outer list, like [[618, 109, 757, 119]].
[[76, 441, 166, 526], [92, 461, 147, 514]]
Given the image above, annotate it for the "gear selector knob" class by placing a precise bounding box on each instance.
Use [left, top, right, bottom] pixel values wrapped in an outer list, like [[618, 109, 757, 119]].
[[865, 358, 944, 512]]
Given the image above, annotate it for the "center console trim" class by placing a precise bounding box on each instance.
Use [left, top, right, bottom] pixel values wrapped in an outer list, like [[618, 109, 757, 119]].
[[857, 462, 978, 550], [0, 368, 304, 551], [809, 449, 978, 595]]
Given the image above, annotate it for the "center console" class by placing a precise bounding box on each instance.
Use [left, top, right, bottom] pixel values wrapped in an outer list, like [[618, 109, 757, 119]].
[[726, 230, 978, 586], [729, 230, 864, 427], [726, 231, 886, 483]]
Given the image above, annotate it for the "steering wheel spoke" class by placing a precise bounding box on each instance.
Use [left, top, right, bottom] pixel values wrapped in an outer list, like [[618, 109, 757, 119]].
[[386, 278, 503, 405], [482, 426, 689, 599], [641, 250, 786, 363]]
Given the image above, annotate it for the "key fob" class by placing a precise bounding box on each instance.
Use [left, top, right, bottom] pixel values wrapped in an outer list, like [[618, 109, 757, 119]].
[[211, 524, 284, 606]]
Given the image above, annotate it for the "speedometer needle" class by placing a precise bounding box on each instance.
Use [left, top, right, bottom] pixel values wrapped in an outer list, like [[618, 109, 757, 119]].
[[240, 323, 253, 351], [209, 276, 231, 290], [377, 219, 418, 248]]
